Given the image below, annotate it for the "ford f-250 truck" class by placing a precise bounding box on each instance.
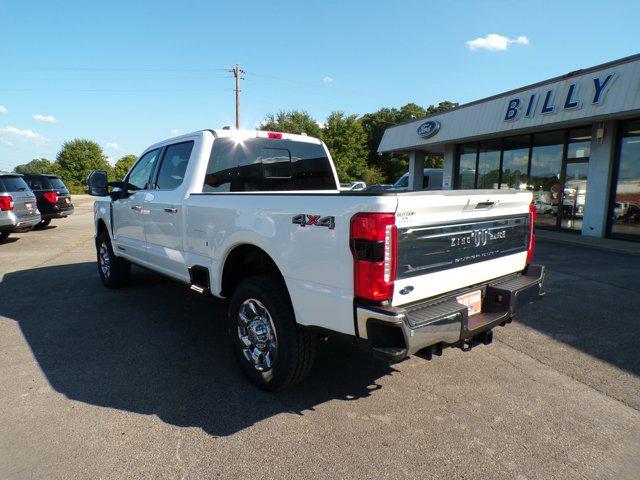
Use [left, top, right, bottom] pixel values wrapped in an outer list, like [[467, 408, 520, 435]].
[[86, 128, 544, 390]]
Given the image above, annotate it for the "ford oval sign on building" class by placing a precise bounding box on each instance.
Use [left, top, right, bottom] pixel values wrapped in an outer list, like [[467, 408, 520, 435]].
[[416, 120, 441, 138]]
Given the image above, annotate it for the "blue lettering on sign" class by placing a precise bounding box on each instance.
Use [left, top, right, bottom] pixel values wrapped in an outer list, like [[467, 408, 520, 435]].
[[503, 71, 617, 122], [564, 83, 580, 109], [504, 98, 521, 121], [593, 73, 615, 104], [416, 120, 441, 138], [525, 94, 536, 117], [541, 90, 555, 114]]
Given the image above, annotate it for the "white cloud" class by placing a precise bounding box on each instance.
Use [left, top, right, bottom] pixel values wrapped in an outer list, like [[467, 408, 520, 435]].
[[33, 113, 57, 123], [106, 156, 117, 166], [0, 126, 48, 143], [315, 121, 326, 129], [170, 128, 180, 135], [322, 76, 333, 83], [0, 106, 7, 114], [0, 138, 14, 146], [105, 142, 121, 151], [466, 34, 529, 52]]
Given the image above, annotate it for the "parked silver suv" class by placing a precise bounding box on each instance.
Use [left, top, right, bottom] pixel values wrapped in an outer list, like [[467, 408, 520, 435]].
[[0, 173, 41, 241]]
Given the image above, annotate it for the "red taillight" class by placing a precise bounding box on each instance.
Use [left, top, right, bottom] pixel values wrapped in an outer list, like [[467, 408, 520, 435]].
[[350, 213, 397, 302], [526, 203, 536, 264], [0, 196, 14, 211], [267, 132, 283, 139], [43, 191, 58, 203]]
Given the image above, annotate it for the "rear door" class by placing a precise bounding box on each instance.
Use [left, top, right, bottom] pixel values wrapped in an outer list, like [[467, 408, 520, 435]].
[[112, 149, 161, 261], [46, 177, 73, 209], [143, 140, 195, 278], [1, 176, 38, 219], [393, 189, 533, 306]]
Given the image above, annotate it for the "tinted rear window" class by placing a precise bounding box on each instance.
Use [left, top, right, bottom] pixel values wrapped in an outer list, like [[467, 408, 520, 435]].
[[23, 176, 67, 191], [48, 177, 67, 190], [0, 176, 30, 192], [203, 138, 336, 192]]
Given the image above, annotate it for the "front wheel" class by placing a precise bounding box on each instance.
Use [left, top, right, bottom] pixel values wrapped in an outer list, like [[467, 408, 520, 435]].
[[96, 231, 131, 288], [0, 231, 10, 242], [228, 275, 316, 391]]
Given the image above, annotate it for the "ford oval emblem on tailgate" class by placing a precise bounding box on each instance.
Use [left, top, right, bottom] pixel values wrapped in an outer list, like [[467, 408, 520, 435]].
[[399, 286, 414, 295]]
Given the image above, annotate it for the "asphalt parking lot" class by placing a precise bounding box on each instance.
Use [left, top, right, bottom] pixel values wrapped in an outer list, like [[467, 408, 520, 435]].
[[1, 197, 639, 480]]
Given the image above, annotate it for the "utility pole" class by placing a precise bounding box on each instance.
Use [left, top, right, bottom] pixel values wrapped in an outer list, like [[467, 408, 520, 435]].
[[228, 64, 245, 129]]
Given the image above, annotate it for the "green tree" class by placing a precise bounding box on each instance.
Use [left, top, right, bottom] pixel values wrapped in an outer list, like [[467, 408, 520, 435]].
[[56, 139, 111, 185], [322, 111, 371, 182], [361, 101, 458, 183], [13, 158, 57, 175], [260, 110, 323, 138], [113, 154, 137, 180]]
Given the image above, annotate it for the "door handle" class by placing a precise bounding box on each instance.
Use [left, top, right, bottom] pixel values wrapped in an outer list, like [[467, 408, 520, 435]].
[[131, 205, 143, 212], [164, 207, 178, 214]]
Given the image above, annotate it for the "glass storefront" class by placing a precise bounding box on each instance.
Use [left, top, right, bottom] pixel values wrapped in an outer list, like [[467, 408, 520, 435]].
[[477, 141, 501, 189], [561, 128, 592, 231], [455, 127, 592, 231], [501, 135, 529, 189], [458, 145, 477, 189], [529, 131, 564, 228], [610, 120, 640, 240]]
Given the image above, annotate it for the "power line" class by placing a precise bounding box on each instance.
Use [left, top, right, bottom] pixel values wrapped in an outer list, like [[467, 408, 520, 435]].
[[0, 65, 228, 73], [0, 88, 235, 93]]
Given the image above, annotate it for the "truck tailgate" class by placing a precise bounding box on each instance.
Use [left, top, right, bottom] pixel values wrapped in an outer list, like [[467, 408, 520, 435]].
[[393, 189, 533, 306]]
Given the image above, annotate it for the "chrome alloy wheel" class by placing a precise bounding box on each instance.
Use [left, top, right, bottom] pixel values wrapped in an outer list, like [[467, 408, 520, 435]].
[[98, 242, 111, 278], [237, 299, 277, 372]]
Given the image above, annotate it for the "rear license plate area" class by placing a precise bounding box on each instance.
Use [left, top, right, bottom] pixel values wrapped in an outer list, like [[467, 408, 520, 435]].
[[457, 290, 482, 317]]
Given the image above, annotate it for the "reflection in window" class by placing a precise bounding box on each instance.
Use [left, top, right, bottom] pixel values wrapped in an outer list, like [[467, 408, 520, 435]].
[[457, 144, 476, 189], [156, 142, 194, 190], [611, 120, 640, 239], [501, 135, 529, 189], [477, 141, 500, 189], [529, 131, 563, 227], [567, 127, 592, 159]]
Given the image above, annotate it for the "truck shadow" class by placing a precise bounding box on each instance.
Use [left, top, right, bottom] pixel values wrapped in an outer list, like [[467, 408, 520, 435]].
[[0, 262, 395, 437]]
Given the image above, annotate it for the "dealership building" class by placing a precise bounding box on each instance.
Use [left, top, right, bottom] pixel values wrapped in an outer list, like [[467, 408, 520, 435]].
[[379, 54, 640, 242]]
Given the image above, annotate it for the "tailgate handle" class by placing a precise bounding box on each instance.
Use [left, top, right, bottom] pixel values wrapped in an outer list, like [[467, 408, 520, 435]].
[[475, 201, 497, 210]]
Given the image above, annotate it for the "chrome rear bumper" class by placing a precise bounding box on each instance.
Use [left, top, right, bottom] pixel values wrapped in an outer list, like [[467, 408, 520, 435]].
[[356, 265, 545, 361]]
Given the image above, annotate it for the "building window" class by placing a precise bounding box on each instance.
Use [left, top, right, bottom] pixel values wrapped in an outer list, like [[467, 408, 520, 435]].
[[611, 119, 640, 240], [561, 128, 592, 231], [477, 140, 501, 189], [457, 144, 477, 189], [501, 135, 529, 190], [528, 131, 564, 228]]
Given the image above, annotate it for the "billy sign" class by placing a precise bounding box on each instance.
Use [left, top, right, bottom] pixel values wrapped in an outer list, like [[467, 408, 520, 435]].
[[504, 73, 616, 122]]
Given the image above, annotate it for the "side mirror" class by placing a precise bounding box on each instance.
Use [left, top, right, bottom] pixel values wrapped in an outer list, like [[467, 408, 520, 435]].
[[86, 170, 109, 196]]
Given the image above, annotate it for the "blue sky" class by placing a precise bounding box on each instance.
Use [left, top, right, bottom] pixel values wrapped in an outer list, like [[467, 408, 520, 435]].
[[0, 0, 638, 170]]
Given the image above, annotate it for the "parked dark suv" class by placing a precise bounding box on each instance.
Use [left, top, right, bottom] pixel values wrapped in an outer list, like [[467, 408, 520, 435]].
[[21, 174, 74, 228]]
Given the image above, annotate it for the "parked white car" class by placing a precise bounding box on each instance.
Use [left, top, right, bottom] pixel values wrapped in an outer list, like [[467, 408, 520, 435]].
[[87, 129, 544, 390]]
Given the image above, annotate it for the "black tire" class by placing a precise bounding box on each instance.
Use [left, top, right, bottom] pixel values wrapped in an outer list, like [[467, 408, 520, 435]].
[[228, 275, 316, 391], [96, 230, 131, 289], [0, 231, 10, 242]]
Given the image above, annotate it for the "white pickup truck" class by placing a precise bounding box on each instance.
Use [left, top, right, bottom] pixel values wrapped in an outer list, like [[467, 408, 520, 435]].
[[86, 128, 544, 390]]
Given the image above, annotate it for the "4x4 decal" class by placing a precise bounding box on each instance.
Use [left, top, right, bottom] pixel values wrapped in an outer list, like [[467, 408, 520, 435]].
[[292, 214, 335, 230]]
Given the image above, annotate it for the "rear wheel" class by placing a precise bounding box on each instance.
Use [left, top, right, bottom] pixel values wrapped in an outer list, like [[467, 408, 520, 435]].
[[0, 231, 10, 242], [228, 275, 316, 391], [96, 231, 131, 288]]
